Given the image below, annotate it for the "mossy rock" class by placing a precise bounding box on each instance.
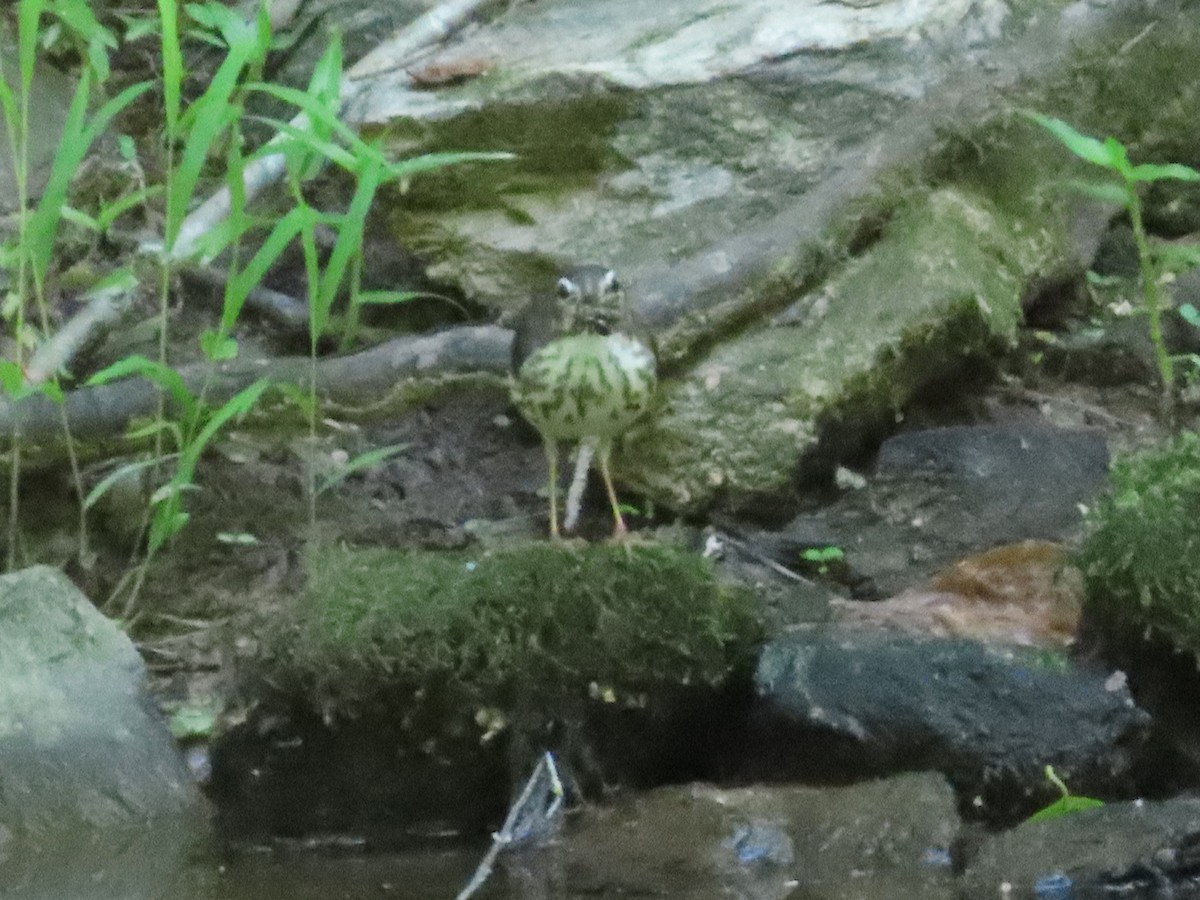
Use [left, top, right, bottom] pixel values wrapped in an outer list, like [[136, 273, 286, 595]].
[[1079, 432, 1200, 655], [265, 541, 761, 716]]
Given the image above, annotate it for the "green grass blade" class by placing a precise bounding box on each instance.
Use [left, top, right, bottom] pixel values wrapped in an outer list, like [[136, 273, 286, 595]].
[[1130, 162, 1200, 183], [18, 0, 47, 97], [158, 0, 182, 135], [316, 151, 384, 322], [1022, 110, 1113, 169], [166, 40, 255, 248], [0, 71, 18, 156], [27, 77, 152, 278], [25, 69, 92, 277], [246, 82, 394, 171], [317, 443, 410, 496], [87, 354, 197, 420], [223, 204, 312, 331], [182, 378, 269, 470], [83, 457, 160, 511], [247, 115, 359, 172], [1058, 179, 1128, 205], [96, 184, 165, 231], [50, 0, 118, 82]]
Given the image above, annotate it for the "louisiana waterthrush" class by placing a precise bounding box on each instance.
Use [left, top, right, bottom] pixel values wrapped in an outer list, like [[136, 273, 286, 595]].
[[510, 265, 657, 538]]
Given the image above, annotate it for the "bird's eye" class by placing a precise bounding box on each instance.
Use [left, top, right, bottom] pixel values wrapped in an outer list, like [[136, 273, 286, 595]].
[[556, 277, 576, 299], [601, 269, 621, 293]]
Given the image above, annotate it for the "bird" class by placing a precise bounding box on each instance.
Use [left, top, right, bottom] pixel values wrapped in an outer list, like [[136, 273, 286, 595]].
[[510, 265, 657, 539]]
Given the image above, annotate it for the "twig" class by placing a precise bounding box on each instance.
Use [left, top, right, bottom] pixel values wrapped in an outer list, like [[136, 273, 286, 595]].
[[346, 0, 504, 80], [716, 530, 816, 587], [24, 279, 138, 385], [180, 265, 310, 332], [456, 751, 564, 900], [0, 324, 513, 452]]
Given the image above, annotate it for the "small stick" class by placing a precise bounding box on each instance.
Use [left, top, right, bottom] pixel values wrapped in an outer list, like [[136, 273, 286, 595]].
[[455, 751, 564, 900], [24, 279, 136, 386]]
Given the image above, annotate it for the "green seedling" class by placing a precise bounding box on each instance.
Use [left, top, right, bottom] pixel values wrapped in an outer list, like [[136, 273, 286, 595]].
[[1024, 111, 1200, 411], [800, 545, 844, 576], [85, 355, 268, 614], [1026, 764, 1103, 823]]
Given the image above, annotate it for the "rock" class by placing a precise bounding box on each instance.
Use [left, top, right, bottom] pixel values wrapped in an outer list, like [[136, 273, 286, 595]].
[[309, 0, 1199, 516], [623, 191, 1046, 514], [961, 797, 1200, 900], [0, 566, 206, 891], [835, 540, 1084, 648], [752, 624, 1149, 822], [529, 773, 959, 900], [874, 423, 1109, 542], [0, 34, 75, 211], [775, 423, 1109, 598]]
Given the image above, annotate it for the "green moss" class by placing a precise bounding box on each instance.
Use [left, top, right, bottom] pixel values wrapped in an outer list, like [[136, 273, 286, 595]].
[[266, 542, 761, 714], [621, 188, 1046, 511], [1079, 432, 1200, 654]]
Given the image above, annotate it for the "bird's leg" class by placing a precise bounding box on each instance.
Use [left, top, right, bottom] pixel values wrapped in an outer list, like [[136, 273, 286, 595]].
[[595, 443, 628, 538], [543, 438, 561, 539], [563, 441, 595, 534]]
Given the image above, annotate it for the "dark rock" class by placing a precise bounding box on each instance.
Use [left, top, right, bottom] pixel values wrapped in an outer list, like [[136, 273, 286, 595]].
[[752, 625, 1149, 822], [962, 798, 1200, 900], [774, 424, 1110, 598]]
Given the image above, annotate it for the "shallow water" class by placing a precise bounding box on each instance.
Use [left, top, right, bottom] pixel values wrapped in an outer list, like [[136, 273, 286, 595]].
[[165, 845, 490, 900], [0, 819, 492, 900]]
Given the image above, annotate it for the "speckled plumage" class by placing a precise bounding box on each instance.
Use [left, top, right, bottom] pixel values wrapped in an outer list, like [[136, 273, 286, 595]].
[[510, 266, 657, 537]]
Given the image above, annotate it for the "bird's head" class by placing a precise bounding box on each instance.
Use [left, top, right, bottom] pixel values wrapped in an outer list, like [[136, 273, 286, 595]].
[[556, 265, 626, 334]]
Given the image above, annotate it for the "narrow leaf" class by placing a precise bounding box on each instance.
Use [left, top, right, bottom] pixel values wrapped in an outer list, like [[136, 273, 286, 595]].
[[18, 0, 47, 96], [223, 205, 312, 331], [317, 443, 410, 495], [180, 379, 269, 471], [1129, 162, 1200, 183], [1021, 110, 1113, 169], [317, 151, 384, 319], [28, 78, 153, 277], [158, 0, 182, 134], [1058, 179, 1129, 206], [83, 457, 159, 510]]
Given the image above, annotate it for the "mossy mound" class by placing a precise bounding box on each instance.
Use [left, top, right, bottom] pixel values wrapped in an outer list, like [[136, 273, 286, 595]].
[[1079, 432, 1200, 655], [265, 541, 761, 715]]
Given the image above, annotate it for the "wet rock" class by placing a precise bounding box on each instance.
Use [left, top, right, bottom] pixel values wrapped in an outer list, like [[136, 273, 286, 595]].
[[834, 540, 1083, 648], [0, 566, 206, 890], [525, 773, 958, 900], [961, 797, 1200, 900], [752, 624, 1148, 822], [775, 423, 1109, 598]]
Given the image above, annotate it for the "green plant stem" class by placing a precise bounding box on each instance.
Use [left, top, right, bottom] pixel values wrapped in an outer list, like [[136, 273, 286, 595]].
[[5, 30, 32, 572], [1126, 182, 1174, 410]]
